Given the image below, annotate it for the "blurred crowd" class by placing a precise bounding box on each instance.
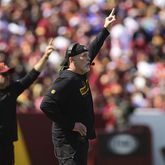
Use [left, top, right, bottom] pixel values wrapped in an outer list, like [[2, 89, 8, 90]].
[[0, 0, 165, 129]]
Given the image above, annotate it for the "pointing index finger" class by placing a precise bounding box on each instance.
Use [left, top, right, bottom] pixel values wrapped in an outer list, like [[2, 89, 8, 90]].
[[48, 38, 54, 46], [109, 8, 115, 17]]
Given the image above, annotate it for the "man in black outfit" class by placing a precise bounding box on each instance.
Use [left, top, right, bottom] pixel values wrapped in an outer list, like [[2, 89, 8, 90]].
[[0, 39, 54, 165], [40, 9, 116, 165]]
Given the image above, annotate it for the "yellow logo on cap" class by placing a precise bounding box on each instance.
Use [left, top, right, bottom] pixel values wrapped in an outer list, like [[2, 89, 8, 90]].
[[51, 89, 56, 94]]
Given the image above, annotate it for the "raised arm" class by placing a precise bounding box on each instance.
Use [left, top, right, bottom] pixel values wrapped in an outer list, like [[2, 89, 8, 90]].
[[15, 39, 55, 94], [89, 8, 116, 62], [34, 38, 55, 72]]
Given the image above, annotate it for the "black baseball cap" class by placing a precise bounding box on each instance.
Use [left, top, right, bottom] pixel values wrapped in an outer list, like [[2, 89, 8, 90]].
[[60, 43, 88, 68]]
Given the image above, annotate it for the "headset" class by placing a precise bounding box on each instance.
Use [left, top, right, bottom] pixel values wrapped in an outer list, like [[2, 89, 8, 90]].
[[60, 42, 94, 71], [60, 43, 78, 71], [65, 42, 78, 57]]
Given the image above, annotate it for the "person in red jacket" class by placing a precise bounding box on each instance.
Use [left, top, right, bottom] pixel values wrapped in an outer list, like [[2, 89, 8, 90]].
[[0, 39, 54, 165], [40, 9, 116, 165]]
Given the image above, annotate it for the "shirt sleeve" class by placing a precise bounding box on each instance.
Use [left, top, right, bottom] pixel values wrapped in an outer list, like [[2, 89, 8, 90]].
[[89, 28, 110, 62], [15, 69, 40, 95], [40, 78, 75, 130]]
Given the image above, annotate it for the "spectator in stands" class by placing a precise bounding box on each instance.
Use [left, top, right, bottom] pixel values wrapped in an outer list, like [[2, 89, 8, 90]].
[[0, 39, 54, 165], [40, 9, 116, 165]]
